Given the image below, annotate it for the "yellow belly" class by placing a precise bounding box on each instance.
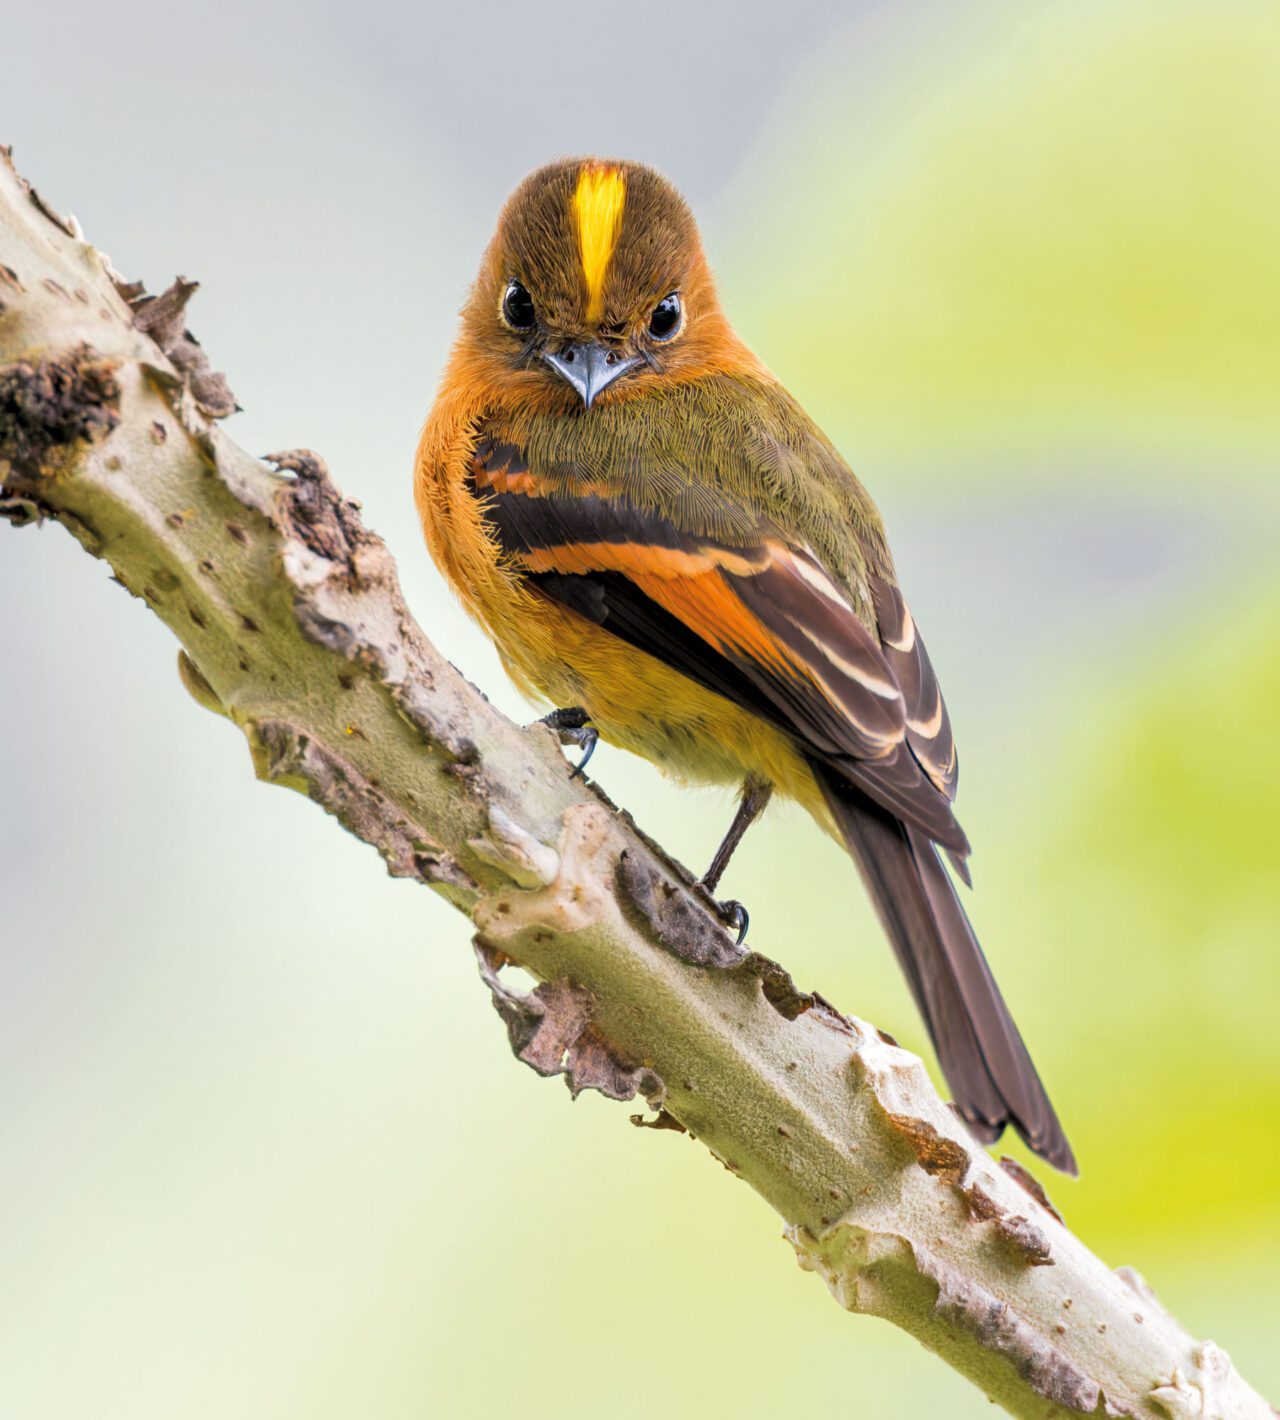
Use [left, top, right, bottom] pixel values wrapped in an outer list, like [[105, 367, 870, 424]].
[[493, 589, 829, 820]]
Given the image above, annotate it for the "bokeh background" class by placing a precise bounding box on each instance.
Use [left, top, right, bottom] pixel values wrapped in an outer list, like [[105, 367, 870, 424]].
[[4, 0, 1279, 1414]]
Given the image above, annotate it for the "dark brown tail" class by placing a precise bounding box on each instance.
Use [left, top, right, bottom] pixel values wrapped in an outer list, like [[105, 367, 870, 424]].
[[815, 766, 1076, 1175]]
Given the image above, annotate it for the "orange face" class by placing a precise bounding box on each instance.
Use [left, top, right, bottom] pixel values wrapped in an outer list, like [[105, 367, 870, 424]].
[[456, 157, 746, 413]]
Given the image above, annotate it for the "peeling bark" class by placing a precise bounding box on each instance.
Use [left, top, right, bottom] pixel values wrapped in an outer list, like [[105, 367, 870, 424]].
[[1, 146, 1273, 1420], [476, 945, 665, 1105]]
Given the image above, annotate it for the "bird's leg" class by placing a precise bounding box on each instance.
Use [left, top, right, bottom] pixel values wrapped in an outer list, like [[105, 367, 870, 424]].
[[539, 705, 599, 779], [702, 775, 774, 892], [699, 776, 773, 944]]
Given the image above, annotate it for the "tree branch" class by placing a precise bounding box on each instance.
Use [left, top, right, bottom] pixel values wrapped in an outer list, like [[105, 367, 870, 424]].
[[1, 147, 1271, 1420]]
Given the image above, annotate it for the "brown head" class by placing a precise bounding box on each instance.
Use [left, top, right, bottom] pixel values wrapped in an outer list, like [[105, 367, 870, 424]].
[[457, 157, 751, 413]]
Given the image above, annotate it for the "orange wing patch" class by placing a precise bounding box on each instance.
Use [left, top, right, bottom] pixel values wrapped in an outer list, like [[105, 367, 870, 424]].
[[522, 540, 766, 582], [632, 562, 798, 677]]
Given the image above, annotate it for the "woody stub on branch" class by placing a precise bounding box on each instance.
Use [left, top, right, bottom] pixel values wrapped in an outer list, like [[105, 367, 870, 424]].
[[0, 147, 1272, 1419]]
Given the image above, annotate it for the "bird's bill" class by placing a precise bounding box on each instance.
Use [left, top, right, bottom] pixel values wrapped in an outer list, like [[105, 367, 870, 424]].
[[540, 341, 643, 409]]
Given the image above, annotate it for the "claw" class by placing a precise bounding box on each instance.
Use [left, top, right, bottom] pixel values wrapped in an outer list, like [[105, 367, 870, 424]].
[[568, 724, 599, 778], [539, 706, 599, 779], [697, 890, 749, 946], [721, 899, 750, 945]]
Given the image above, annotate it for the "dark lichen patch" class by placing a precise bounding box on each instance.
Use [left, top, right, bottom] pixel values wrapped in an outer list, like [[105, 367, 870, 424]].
[[0, 347, 120, 472], [615, 848, 741, 968]]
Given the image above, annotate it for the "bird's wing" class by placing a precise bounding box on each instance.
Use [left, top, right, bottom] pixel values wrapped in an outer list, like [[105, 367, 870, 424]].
[[474, 436, 1077, 1171], [472, 437, 966, 859]]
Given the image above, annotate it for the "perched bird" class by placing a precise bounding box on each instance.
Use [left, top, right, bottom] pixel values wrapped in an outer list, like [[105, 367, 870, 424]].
[[416, 157, 1076, 1173]]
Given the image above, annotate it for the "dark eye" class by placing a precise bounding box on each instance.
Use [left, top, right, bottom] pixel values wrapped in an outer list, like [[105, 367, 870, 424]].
[[648, 292, 682, 341], [501, 278, 536, 332]]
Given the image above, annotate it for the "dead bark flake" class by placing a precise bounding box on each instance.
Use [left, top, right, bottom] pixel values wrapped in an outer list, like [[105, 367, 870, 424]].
[[476, 945, 664, 1107]]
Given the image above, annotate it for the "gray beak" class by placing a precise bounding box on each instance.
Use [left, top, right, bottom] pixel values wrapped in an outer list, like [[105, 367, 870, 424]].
[[541, 341, 643, 409]]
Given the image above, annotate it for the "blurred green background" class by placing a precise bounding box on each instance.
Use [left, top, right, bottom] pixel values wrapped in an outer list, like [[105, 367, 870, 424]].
[[3, 0, 1278, 1414]]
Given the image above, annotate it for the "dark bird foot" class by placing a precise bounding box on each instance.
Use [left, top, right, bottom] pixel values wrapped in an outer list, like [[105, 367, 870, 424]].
[[703, 893, 749, 946], [539, 706, 599, 779]]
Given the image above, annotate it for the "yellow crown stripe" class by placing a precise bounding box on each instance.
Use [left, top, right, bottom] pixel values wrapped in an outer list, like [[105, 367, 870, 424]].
[[573, 165, 626, 322]]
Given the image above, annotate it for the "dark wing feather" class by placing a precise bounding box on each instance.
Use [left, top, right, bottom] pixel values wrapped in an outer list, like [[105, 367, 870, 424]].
[[473, 438, 967, 855], [872, 576, 958, 801], [818, 773, 1075, 1172]]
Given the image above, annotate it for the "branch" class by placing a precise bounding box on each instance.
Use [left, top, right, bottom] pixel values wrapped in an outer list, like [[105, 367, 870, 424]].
[[1, 147, 1270, 1420]]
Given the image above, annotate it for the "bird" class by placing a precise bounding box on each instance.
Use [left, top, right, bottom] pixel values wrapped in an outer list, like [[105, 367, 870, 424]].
[[415, 157, 1076, 1174]]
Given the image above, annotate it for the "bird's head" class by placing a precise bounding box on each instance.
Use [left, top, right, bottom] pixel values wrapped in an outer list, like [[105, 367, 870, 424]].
[[459, 157, 743, 412]]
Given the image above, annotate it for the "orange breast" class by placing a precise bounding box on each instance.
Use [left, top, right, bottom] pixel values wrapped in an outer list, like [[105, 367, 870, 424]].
[[413, 370, 826, 817]]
